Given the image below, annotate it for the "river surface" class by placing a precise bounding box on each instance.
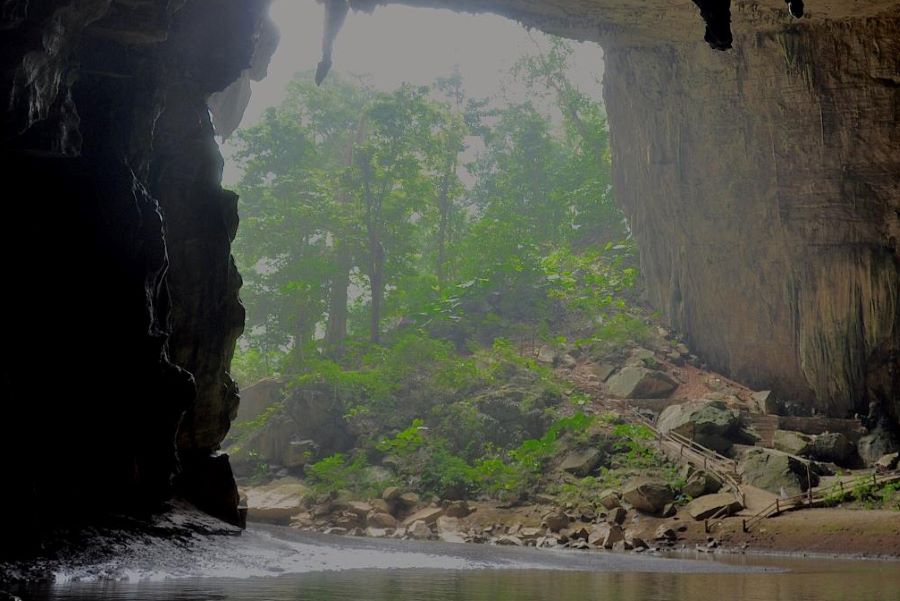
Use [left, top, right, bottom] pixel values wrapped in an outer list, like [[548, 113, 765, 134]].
[[20, 525, 900, 601]]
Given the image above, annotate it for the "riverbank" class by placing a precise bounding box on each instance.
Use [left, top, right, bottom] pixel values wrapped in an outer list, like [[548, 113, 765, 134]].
[[277, 498, 900, 561]]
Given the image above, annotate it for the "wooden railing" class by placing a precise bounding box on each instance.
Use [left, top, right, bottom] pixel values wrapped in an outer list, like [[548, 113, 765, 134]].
[[628, 410, 744, 506], [741, 469, 900, 532]]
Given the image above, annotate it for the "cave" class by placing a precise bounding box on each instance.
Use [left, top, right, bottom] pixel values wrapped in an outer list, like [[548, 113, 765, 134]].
[[1, 0, 897, 554]]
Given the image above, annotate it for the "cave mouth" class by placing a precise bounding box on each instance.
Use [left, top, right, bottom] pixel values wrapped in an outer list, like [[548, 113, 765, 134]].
[[2, 0, 899, 562]]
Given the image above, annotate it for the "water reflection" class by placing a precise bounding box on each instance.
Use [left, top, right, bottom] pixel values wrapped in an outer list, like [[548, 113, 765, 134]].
[[30, 559, 900, 601]]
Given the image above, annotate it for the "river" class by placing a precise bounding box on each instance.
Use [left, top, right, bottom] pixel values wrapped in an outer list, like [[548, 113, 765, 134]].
[[19, 525, 900, 601]]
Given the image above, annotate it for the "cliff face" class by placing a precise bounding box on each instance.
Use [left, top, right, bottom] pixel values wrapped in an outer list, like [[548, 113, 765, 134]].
[[602, 15, 900, 423], [0, 0, 272, 551]]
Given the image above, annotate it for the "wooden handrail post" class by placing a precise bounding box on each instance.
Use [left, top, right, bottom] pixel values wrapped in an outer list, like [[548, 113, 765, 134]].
[[775, 498, 780, 514]]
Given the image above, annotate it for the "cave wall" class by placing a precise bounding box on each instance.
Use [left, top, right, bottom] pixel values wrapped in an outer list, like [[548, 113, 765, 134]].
[[0, 0, 271, 552], [602, 16, 900, 422]]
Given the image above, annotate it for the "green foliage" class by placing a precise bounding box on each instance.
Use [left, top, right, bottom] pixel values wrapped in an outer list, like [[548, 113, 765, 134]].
[[305, 453, 370, 496]]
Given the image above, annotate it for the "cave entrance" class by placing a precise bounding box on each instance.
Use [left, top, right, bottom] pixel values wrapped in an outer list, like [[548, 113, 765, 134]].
[[214, 2, 643, 491]]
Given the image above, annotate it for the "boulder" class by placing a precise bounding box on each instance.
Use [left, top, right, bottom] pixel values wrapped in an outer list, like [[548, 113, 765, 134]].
[[537, 345, 556, 364], [656, 400, 741, 453], [444, 500, 472, 518], [365, 527, 389, 538], [774, 430, 814, 456], [284, 439, 317, 468], [606, 367, 677, 399], [857, 428, 900, 467], [682, 471, 722, 498], [621, 478, 675, 514], [494, 535, 524, 546], [382, 486, 402, 502], [810, 432, 853, 465], [875, 452, 900, 473], [398, 492, 420, 507], [598, 489, 621, 509], [436, 516, 465, 543], [591, 364, 617, 382], [242, 477, 308, 524], [608, 506, 627, 525], [407, 520, 432, 539], [369, 498, 393, 515], [685, 493, 743, 520], [653, 524, 677, 540], [559, 448, 602, 477], [234, 378, 284, 423], [588, 523, 625, 548], [542, 510, 569, 532], [739, 448, 818, 495], [367, 511, 398, 528], [751, 390, 780, 415], [402, 506, 444, 526]]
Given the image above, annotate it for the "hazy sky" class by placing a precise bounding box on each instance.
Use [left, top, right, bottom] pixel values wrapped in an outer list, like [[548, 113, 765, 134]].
[[221, 0, 604, 184]]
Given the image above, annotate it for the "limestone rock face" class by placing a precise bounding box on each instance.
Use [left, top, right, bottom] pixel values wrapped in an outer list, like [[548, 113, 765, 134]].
[[0, 0, 273, 552]]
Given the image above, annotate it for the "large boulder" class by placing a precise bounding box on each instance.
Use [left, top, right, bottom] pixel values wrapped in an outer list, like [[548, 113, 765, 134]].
[[685, 493, 743, 520], [875, 452, 900, 473], [773, 430, 814, 456], [682, 470, 722, 498], [739, 448, 818, 496], [857, 428, 900, 467], [621, 478, 674, 514], [558, 448, 602, 477], [234, 378, 284, 423], [656, 400, 741, 453], [810, 432, 853, 465], [242, 477, 308, 524], [606, 366, 677, 399]]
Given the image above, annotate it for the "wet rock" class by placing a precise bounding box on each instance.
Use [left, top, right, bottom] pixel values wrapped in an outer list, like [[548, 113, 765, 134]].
[[606, 366, 677, 399], [559, 448, 602, 477], [322, 526, 347, 536], [686, 493, 743, 520], [519, 526, 544, 541], [365, 527, 389, 538], [774, 430, 814, 456], [875, 452, 900, 473], [494, 535, 524, 546], [611, 540, 633, 552], [621, 477, 675, 514], [739, 448, 818, 495], [656, 400, 741, 453]]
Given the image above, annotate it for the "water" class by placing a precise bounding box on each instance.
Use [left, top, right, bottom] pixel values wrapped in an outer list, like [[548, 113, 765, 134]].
[[18, 526, 900, 601]]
